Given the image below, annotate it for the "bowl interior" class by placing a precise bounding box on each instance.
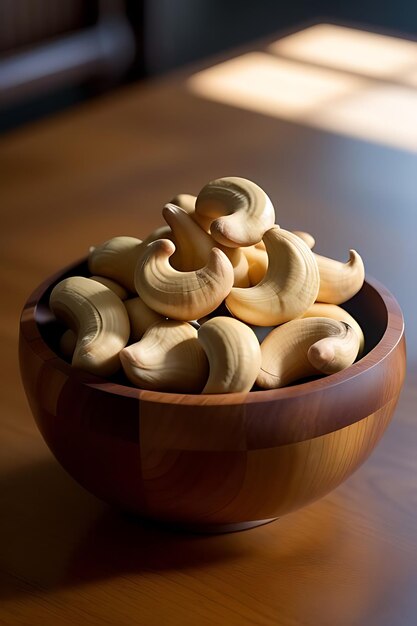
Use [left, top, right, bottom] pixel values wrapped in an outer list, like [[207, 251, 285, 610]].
[[32, 259, 388, 394]]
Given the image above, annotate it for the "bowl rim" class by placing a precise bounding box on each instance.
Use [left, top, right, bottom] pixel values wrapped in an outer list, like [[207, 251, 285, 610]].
[[21, 257, 405, 407]]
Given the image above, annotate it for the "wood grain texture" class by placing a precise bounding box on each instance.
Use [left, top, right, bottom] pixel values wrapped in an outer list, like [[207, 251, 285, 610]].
[[1, 28, 417, 626], [19, 260, 406, 528]]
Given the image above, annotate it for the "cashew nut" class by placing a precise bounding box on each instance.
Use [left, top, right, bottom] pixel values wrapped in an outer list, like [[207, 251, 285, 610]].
[[226, 227, 319, 326], [302, 302, 365, 354], [195, 176, 275, 247], [315, 250, 365, 304], [124, 297, 165, 341], [162, 203, 250, 286], [242, 244, 268, 285], [198, 317, 261, 393], [170, 193, 214, 232], [170, 193, 196, 214], [88, 236, 143, 292], [219, 246, 250, 287], [57, 275, 129, 358], [120, 321, 209, 393], [50, 276, 130, 376], [89, 275, 129, 300], [162, 203, 214, 271], [134, 238, 234, 321], [141, 225, 172, 245], [257, 317, 360, 389], [292, 230, 315, 249]]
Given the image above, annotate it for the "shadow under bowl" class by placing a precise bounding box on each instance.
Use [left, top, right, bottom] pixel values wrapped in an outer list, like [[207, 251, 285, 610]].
[[19, 259, 406, 532]]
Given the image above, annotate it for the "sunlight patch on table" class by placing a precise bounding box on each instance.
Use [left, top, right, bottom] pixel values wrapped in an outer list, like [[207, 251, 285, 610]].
[[270, 24, 417, 79], [306, 85, 417, 152], [188, 47, 417, 152], [188, 52, 363, 119], [401, 67, 417, 88]]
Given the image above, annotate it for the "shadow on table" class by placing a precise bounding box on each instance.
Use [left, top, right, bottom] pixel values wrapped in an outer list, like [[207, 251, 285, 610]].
[[0, 456, 261, 596], [1, 453, 416, 626], [0, 455, 343, 599]]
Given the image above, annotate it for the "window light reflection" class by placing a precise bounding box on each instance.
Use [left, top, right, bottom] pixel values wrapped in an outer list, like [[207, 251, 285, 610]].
[[270, 24, 417, 78]]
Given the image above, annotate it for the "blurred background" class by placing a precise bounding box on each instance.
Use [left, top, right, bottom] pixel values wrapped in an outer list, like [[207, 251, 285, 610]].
[[1, 0, 417, 132], [1, 0, 416, 356]]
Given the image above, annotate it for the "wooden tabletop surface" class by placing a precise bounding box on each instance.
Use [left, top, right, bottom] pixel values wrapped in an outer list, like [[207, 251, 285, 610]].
[[1, 26, 416, 626]]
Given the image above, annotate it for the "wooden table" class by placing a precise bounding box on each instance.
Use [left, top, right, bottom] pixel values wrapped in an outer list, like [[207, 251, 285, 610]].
[[1, 27, 416, 626]]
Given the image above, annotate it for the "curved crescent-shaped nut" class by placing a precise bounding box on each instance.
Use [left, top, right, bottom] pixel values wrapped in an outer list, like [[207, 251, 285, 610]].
[[141, 225, 172, 246], [163, 205, 250, 286], [219, 246, 250, 287], [88, 236, 143, 292], [162, 204, 250, 286], [120, 321, 209, 393], [292, 230, 315, 249], [162, 203, 215, 271], [124, 297, 166, 341], [50, 276, 130, 376], [198, 317, 261, 393], [195, 176, 275, 247], [134, 238, 234, 321], [307, 323, 360, 374], [170, 193, 215, 233], [302, 302, 365, 355], [170, 193, 196, 214], [89, 275, 129, 300], [226, 227, 320, 326], [242, 244, 268, 285], [315, 250, 365, 304], [257, 317, 360, 389]]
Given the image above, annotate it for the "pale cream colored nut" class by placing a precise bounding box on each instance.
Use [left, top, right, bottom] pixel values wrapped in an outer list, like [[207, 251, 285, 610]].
[[315, 250, 365, 304], [307, 323, 360, 374], [302, 302, 365, 354], [50, 276, 130, 376], [135, 238, 234, 321], [226, 227, 319, 326], [163, 203, 250, 286], [124, 297, 165, 341], [89, 275, 129, 300], [162, 203, 214, 271], [170, 193, 196, 214], [218, 246, 250, 288], [242, 244, 268, 285], [59, 275, 129, 356], [198, 317, 261, 393], [120, 321, 209, 393], [257, 317, 360, 389], [141, 225, 172, 245], [292, 230, 315, 249], [195, 176, 275, 247], [170, 193, 213, 232], [88, 236, 143, 292]]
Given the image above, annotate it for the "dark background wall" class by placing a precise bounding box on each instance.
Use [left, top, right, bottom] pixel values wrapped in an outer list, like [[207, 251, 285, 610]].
[[143, 0, 417, 73], [1, 0, 416, 131]]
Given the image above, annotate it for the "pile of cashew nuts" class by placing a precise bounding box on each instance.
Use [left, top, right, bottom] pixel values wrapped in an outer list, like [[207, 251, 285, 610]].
[[50, 177, 366, 393]]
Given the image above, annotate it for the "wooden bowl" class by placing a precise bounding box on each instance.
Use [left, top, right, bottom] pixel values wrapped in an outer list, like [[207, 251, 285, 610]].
[[19, 259, 406, 532]]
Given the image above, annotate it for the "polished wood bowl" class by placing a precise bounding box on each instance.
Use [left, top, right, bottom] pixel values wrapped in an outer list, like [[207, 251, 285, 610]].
[[19, 259, 406, 532]]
